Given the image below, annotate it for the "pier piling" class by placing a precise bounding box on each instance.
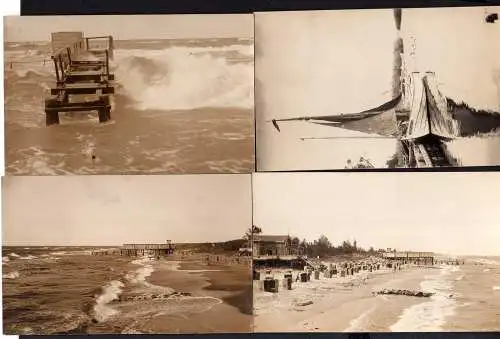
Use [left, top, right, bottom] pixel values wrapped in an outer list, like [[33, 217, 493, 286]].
[[44, 32, 115, 126]]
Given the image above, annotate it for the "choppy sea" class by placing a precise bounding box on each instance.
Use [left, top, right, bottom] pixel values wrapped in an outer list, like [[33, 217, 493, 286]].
[[389, 257, 500, 331], [4, 38, 254, 175], [2, 246, 223, 334]]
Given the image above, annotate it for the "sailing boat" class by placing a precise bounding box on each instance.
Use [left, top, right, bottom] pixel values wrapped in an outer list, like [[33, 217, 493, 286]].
[[270, 72, 500, 141], [270, 8, 500, 143]]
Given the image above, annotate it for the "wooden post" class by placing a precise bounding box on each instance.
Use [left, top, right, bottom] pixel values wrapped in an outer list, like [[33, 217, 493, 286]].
[[107, 36, 114, 59], [53, 57, 60, 83], [58, 55, 65, 82], [66, 47, 72, 64], [105, 49, 110, 81], [46, 111, 60, 126]]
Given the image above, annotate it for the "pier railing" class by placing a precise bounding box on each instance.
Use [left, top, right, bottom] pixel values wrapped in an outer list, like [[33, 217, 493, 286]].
[[122, 243, 174, 250], [51, 35, 113, 86], [85, 36, 114, 58]]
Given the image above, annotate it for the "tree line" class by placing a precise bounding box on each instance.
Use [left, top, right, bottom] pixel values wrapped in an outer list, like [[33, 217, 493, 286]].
[[298, 235, 379, 258]]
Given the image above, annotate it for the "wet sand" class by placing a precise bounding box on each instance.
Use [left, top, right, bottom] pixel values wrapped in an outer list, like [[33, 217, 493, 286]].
[[253, 266, 438, 332], [144, 256, 252, 333]]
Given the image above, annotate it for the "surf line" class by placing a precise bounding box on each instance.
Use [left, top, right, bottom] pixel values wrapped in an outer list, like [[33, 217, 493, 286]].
[[91, 259, 162, 325], [126, 258, 223, 308], [389, 266, 457, 332], [93, 280, 125, 322]]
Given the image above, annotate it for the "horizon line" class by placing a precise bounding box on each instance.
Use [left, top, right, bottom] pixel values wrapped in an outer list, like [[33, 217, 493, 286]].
[[2, 239, 247, 247]]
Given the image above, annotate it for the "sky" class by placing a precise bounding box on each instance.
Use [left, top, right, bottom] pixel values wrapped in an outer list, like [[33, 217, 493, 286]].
[[4, 14, 254, 42], [401, 6, 500, 111], [255, 7, 500, 171], [253, 172, 500, 257], [2, 175, 252, 246]]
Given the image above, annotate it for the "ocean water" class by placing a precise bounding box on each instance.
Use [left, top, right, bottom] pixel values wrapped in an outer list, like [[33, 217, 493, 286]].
[[2, 247, 223, 334], [4, 38, 254, 175], [389, 258, 500, 332]]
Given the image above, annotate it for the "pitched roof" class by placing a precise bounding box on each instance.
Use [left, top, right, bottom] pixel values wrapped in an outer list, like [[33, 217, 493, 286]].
[[253, 235, 289, 242]]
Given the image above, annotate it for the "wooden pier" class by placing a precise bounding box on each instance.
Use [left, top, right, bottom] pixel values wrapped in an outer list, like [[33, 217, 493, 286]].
[[120, 242, 175, 257], [45, 32, 115, 126], [383, 251, 435, 265]]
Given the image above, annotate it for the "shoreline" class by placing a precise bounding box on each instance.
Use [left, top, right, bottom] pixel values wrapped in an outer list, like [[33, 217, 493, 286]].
[[177, 257, 252, 315], [140, 254, 252, 333]]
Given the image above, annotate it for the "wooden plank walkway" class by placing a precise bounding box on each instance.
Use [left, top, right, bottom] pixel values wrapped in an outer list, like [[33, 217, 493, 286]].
[[44, 32, 115, 126]]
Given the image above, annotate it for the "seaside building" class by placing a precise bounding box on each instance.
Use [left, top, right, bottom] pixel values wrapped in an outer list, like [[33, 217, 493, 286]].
[[252, 235, 303, 257], [238, 247, 252, 256], [252, 234, 306, 269], [120, 241, 175, 257]]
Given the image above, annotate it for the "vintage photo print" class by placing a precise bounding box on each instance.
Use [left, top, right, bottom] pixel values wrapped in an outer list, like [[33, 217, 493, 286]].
[[2, 175, 253, 334], [251, 172, 500, 332], [4, 15, 254, 175], [255, 7, 500, 170]]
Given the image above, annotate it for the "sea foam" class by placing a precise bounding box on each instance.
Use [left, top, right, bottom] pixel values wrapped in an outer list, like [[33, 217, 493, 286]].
[[113, 45, 253, 111], [472, 258, 500, 266], [127, 258, 175, 294], [3, 271, 20, 279], [20, 255, 38, 260], [93, 280, 124, 322], [127, 259, 155, 285], [390, 266, 457, 332]]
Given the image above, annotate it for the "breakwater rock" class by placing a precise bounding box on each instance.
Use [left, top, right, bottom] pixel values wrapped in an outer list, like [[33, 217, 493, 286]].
[[374, 289, 434, 297], [117, 291, 192, 302]]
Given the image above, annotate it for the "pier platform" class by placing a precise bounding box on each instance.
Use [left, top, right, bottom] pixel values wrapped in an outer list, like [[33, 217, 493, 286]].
[[120, 242, 175, 257], [44, 32, 115, 126]]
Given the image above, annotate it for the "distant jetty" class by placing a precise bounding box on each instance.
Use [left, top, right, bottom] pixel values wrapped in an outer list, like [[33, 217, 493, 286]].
[[91, 241, 175, 257]]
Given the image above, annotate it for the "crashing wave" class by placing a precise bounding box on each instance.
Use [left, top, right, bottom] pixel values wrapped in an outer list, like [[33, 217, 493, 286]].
[[93, 280, 125, 322], [3, 271, 20, 279], [113, 45, 253, 111]]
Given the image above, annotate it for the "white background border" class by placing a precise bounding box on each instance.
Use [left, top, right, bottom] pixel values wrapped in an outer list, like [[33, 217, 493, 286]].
[[2, 2, 22, 339]]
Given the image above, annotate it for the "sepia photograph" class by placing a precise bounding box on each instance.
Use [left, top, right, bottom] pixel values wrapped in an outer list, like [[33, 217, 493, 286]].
[[252, 172, 500, 332], [2, 175, 253, 334], [4, 15, 254, 175], [255, 7, 500, 170]]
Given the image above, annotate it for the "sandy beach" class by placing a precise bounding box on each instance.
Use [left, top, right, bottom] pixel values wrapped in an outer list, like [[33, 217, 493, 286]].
[[251, 172, 500, 332], [253, 264, 443, 332]]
